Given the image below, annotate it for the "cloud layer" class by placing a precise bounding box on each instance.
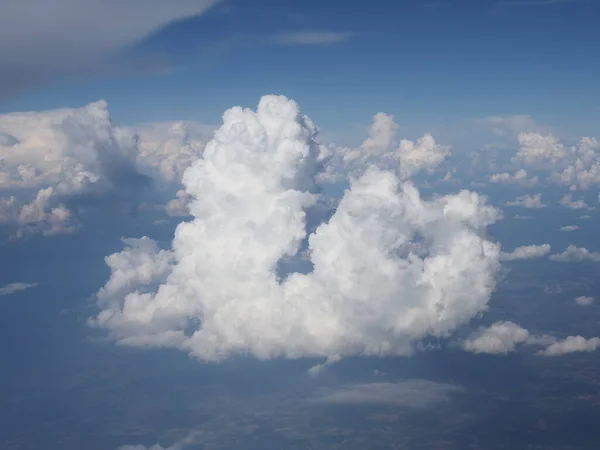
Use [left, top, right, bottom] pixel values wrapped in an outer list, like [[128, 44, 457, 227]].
[[0, 0, 220, 97]]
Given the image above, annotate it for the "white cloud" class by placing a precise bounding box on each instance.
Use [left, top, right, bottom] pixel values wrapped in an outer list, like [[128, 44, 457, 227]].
[[560, 225, 580, 232], [559, 194, 591, 210], [462, 321, 530, 354], [513, 214, 533, 220], [274, 31, 353, 45], [489, 169, 533, 185], [310, 380, 464, 407], [540, 336, 600, 356], [308, 353, 342, 377], [506, 133, 600, 191], [472, 115, 551, 137], [500, 244, 550, 261], [505, 193, 546, 208], [0, 188, 76, 238], [513, 133, 566, 169], [92, 95, 501, 362], [165, 190, 191, 217], [0, 282, 37, 296], [575, 296, 594, 307], [119, 432, 202, 450], [321, 113, 450, 183], [133, 121, 212, 183], [550, 245, 600, 262], [0, 0, 220, 97], [0, 101, 150, 237]]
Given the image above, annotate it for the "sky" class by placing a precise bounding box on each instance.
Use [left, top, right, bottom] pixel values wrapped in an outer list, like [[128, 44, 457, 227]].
[[1, 0, 599, 138], [2, 1, 600, 449]]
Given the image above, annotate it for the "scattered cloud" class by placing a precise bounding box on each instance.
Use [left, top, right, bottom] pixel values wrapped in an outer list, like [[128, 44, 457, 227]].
[[274, 31, 354, 46], [505, 193, 546, 208], [308, 353, 342, 377], [0, 282, 37, 296], [559, 194, 592, 210], [550, 245, 600, 262], [310, 380, 464, 407], [575, 296, 594, 307], [462, 321, 530, 355], [500, 244, 550, 261], [498, 0, 577, 6], [560, 225, 580, 232], [540, 336, 600, 356], [119, 432, 203, 450]]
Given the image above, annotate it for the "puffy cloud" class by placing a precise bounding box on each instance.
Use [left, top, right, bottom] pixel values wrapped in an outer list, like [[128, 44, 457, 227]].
[[0, 101, 150, 237], [321, 113, 450, 183], [500, 244, 550, 261], [92, 95, 501, 362], [0, 0, 220, 97], [505, 193, 546, 208], [575, 296, 594, 307], [462, 321, 530, 354], [559, 194, 591, 210], [0, 282, 37, 296], [165, 190, 191, 217], [504, 133, 600, 191], [133, 121, 212, 184], [540, 336, 600, 356], [308, 353, 342, 377], [560, 225, 580, 232], [513, 133, 566, 169], [489, 169, 532, 184], [0, 188, 76, 237], [550, 245, 600, 263], [310, 380, 464, 407], [119, 432, 202, 450]]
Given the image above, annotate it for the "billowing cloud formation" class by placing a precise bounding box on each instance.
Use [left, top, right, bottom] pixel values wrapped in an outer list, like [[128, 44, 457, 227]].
[[462, 321, 530, 354], [503, 133, 600, 191], [550, 245, 600, 262], [500, 244, 551, 261], [0, 101, 151, 237], [559, 194, 591, 210], [93, 95, 501, 362], [540, 336, 600, 356], [320, 112, 450, 183], [0, 282, 37, 296], [311, 380, 464, 407], [133, 121, 212, 184], [505, 193, 546, 208], [0, 0, 220, 97]]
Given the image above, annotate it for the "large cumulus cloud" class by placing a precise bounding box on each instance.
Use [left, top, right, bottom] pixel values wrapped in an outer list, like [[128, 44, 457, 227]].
[[92, 95, 502, 362]]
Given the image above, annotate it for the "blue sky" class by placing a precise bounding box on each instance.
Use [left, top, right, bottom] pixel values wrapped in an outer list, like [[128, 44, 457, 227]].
[[1, 0, 598, 138]]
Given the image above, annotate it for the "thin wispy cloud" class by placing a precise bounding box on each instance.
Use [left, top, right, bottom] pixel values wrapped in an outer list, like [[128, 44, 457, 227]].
[[498, 0, 576, 6], [274, 31, 354, 46], [0, 282, 37, 296]]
